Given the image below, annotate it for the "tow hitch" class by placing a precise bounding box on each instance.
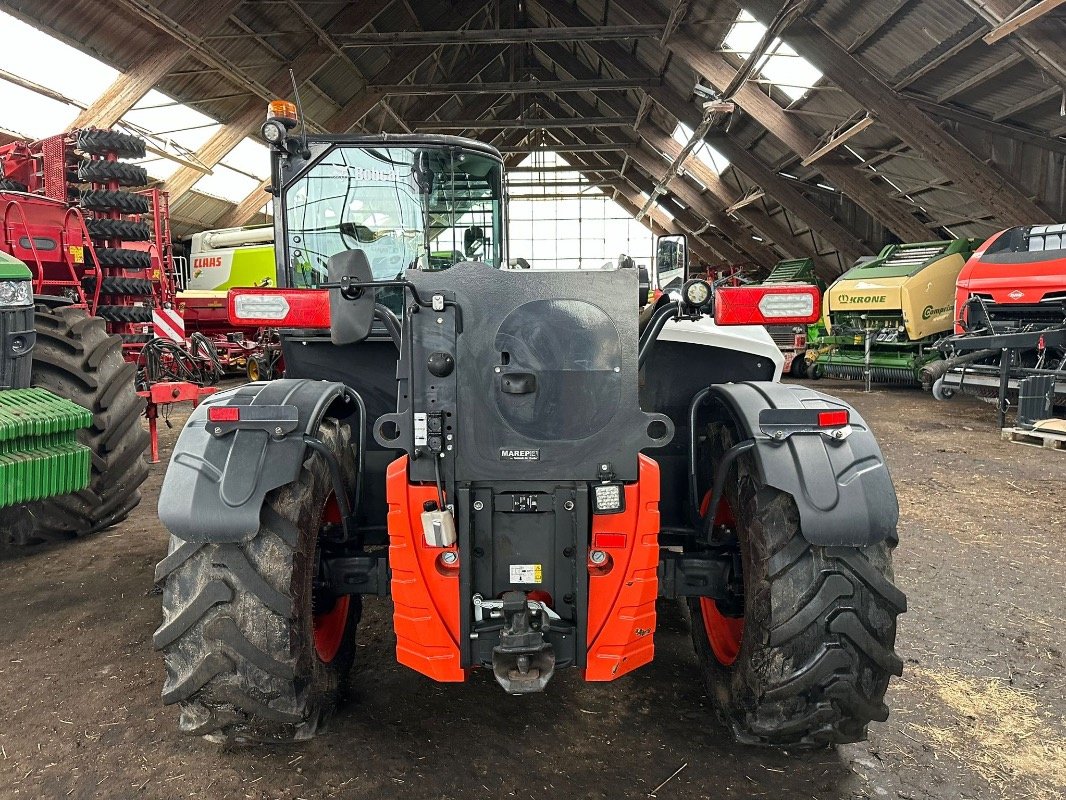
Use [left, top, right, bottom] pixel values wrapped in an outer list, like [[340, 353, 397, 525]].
[[478, 591, 557, 694]]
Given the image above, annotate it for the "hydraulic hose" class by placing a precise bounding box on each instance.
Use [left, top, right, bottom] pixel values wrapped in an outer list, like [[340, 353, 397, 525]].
[[638, 302, 680, 369], [919, 348, 998, 388]]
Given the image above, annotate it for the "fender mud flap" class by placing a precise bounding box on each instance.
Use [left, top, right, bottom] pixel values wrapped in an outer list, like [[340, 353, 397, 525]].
[[707, 382, 898, 547], [157, 379, 350, 543]]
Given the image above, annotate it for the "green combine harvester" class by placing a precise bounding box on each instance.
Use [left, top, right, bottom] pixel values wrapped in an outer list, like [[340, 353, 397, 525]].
[[757, 257, 824, 378], [811, 239, 982, 384], [0, 253, 93, 542]]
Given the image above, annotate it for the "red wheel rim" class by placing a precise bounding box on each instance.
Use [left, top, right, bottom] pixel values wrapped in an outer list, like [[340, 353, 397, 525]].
[[698, 488, 745, 667], [699, 597, 744, 666], [313, 494, 348, 663], [314, 594, 349, 663]]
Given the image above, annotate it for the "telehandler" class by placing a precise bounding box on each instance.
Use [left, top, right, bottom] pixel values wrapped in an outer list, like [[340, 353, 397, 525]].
[[155, 103, 905, 748]]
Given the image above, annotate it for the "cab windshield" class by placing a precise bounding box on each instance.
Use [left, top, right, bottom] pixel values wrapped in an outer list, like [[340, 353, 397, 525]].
[[283, 144, 504, 290]]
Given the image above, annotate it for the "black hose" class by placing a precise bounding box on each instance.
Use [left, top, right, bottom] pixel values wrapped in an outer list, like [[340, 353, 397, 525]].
[[687, 387, 714, 527], [702, 439, 756, 544], [638, 302, 679, 369], [374, 304, 402, 350], [920, 348, 999, 387], [135, 335, 224, 390], [303, 434, 354, 540]]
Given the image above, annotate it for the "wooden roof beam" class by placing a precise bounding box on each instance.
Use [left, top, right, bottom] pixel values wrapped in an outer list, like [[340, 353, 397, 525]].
[[982, 0, 1066, 44], [71, 0, 248, 129], [533, 0, 931, 242], [163, 0, 493, 203], [935, 51, 1026, 103], [545, 121, 775, 266], [642, 86, 878, 260], [338, 25, 662, 46], [220, 179, 272, 229], [537, 91, 783, 267], [743, 0, 1054, 226]]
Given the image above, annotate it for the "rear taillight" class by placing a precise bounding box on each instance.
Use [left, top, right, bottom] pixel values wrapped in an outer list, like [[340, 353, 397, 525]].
[[714, 285, 821, 325], [228, 288, 330, 328]]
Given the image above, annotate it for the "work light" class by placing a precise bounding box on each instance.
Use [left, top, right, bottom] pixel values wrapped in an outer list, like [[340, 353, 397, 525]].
[[592, 482, 625, 514], [682, 278, 711, 308]]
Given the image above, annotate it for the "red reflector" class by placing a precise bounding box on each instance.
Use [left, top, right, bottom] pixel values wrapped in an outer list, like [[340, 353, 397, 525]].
[[592, 532, 627, 549], [818, 410, 849, 427], [207, 406, 240, 422]]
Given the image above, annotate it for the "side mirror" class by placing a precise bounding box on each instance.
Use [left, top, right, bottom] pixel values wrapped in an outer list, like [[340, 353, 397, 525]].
[[327, 249, 376, 345], [656, 234, 688, 283], [638, 265, 651, 308]]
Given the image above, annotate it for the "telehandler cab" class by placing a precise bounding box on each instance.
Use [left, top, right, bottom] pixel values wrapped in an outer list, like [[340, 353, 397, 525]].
[[155, 106, 904, 748]]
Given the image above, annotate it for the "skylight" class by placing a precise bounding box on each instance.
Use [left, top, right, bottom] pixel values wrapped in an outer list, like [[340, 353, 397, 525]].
[[189, 138, 271, 203], [0, 11, 117, 138], [671, 123, 730, 174], [722, 9, 822, 102]]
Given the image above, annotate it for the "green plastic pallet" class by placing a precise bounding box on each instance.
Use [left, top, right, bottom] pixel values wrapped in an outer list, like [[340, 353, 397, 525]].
[[0, 388, 92, 508]]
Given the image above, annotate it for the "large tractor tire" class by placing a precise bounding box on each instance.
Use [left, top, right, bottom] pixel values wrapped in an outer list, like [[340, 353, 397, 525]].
[[2, 306, 149, 546], [688, 423, 905, 748], [155, 418, 361, 743]]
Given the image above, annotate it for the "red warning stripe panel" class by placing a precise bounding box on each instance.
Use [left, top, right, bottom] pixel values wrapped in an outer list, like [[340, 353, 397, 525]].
[[386, 456, 465, 682], [152, 308, 185, 342], [585, 454, 661, 681]]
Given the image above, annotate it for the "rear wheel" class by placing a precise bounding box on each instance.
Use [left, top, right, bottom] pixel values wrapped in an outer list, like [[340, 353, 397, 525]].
[[688, 422, 905, 748], [1, 306, 149, 546], [155, 418, 360, 742]]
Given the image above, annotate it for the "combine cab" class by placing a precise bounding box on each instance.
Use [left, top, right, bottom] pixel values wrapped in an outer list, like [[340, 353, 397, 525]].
[[927, 224, 1066, 413], [153, 112, 905, 749], [812, 239, 982, 384]]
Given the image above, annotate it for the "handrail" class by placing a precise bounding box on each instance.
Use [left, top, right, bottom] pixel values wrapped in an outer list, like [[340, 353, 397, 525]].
[[63, 206, 102, 312], [2, 199, 48, 293]]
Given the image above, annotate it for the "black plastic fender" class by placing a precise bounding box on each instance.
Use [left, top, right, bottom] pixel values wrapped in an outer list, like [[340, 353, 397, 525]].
[[158, 379, 352, 543], [707, 382, 898, 547]]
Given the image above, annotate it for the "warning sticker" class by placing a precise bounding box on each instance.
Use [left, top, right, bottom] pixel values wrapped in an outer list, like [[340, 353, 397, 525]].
[[509, 564, 543, 584], [68, 245, 83, 264]]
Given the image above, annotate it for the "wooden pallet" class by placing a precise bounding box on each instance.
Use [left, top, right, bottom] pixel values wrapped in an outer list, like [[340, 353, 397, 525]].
[[1001, 423, 1066, 451]]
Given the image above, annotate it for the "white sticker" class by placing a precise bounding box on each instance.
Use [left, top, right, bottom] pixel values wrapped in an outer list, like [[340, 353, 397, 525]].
[[413, 412, 428, 446], [509, 563, 543, 584]]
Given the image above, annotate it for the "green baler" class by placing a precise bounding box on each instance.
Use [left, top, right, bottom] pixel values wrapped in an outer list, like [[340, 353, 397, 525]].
[[811, 239, 982, 384], [0, 253, 91, 517]]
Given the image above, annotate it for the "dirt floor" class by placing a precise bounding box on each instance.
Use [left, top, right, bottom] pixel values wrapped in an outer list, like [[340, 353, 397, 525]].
[[0, 379, 1063, 800]]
